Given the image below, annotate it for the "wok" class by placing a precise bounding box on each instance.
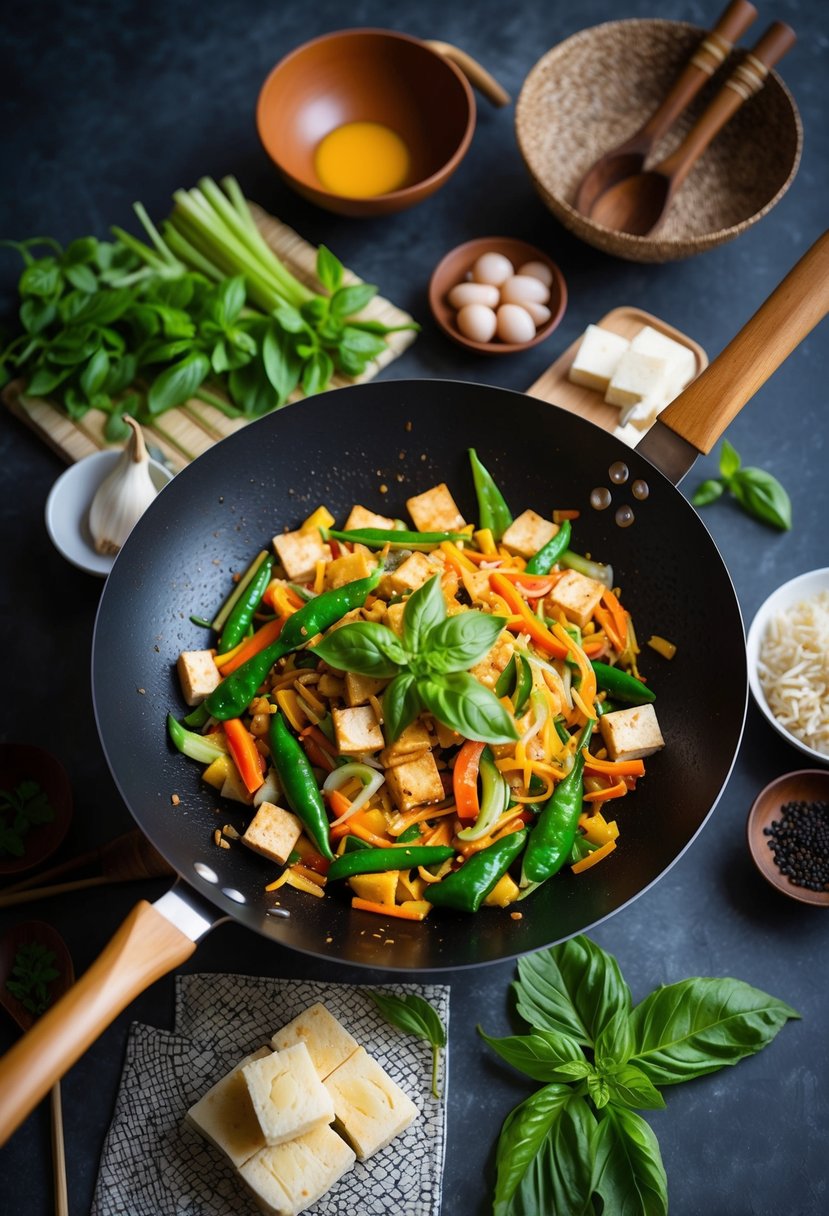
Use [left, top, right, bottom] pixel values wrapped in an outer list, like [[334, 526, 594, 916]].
[[1, 232, 827, 1144]]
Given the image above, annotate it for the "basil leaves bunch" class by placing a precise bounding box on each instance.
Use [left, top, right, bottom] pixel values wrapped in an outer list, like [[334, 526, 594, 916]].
[[692, 439, 792, 530], [312, 574, 518, 745], [481, 935, 799, 1215]]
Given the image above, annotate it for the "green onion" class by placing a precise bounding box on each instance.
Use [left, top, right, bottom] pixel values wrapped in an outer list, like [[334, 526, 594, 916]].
[[167, 714, 227, 763]]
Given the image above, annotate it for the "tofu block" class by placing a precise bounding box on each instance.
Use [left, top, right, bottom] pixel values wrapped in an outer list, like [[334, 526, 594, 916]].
[[469, 631, 515, 689], [185, 1046, 270, 1168], [324, 548, 375, 590], [345, 672, 388, 706], [242, 1043, 334, 1146], [613, 421, 643, 449], [599, 703, 665, 761], [406, 483, 466, 533], [384, 601, 406, 637], [546, 568, 605, 629], [344, 504, 396, 531], [605, 349, 668, 409], [630, 325, 696, 400], [568, 324, 630, 392], [239, 1122, 356, 1216], [177, 649, 221, 706], [619, 395, 660, 431], [242, 802, 303, 866], [501, 509, 557, 559], [324, 1046, 417, 1160], [332, 705, 385, 755], [462, 567, 496, 604], [380, 719, 432, 765], [384, 750, 444, 813], [271, 1002, 360, 1081], [383, 551, 437, 596], [272, 528, 331, 582]]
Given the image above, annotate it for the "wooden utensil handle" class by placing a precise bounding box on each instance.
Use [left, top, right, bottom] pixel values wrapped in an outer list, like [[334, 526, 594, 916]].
[[425, 40, 511, 106], [658, 230, 829, 454], [641, 0, 758, 142], [661, 21, 796, 188], [51, 1082, 69, 1216], [0, 900, 196, 1146]]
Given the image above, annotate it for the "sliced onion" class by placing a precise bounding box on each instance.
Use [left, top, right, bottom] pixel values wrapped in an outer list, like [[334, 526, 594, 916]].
[[323, 762, 385, 825]]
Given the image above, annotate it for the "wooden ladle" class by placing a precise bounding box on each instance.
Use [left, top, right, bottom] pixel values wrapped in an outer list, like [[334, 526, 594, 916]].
[[0, 921, 75, 1215], [589, 21, 796, 237], [574, 0, 759, 216]]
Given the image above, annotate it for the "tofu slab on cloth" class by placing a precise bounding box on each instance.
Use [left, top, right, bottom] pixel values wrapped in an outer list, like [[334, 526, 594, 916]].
[[242, 1042, 335, 1146], [324, 1046, 418, 1160], [185, 1046, 271, 1168], [271, 1002, 360, 1081], [238, 1122, 356, 1216]]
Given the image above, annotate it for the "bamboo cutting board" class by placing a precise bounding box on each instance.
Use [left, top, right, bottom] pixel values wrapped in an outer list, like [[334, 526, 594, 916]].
[[2, 203, 418, 471]]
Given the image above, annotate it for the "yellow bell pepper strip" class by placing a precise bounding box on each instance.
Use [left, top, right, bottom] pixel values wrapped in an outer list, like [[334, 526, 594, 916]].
[[647, 634, 677, 660], [223, 717, 265, 794], [571, 838, 617, 873], [489, 571, 569, 659], [551, 622, 597, 712]]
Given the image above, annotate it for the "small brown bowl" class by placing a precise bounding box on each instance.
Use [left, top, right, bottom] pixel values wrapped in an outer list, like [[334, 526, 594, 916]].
[[747, 770, 829, 907], [428, 237, 567, 354], [515, 19, 802, 262], [0, 744, 73, 877], [256, 29, 477, 218]]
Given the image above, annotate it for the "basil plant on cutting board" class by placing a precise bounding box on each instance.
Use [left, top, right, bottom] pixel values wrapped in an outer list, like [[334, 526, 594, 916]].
[[480, 936, 798, 1215]]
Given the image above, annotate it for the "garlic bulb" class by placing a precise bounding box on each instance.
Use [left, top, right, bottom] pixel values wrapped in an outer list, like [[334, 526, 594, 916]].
[[89, 417, 160, 555]]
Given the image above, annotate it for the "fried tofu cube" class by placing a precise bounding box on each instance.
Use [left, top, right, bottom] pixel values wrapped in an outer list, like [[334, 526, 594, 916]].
[[272, 528, 331, 582], [185, 1046, 270, 1168], [344, 504, 396, 531], [324, 1047, 417, 1160], [242, 1042, 334, 1146], [271, 1002, 359, 1081], [239, 1122, 355, 1216], [432, 718, 463, 749], [384, 751, 444, 813], [384, 602, 406, 637], [501, 510, 558, 559], [380, 719, 432, 765], [599, 703, 665, 761], [605, 349, 668, 409], [462, 568, 496, 604], [332, 705, 385, 755], [546, 568, 605, 629], [177, 649, 221, 706], [324, 548, 375, 590], [469, 631, 514, 689], [384, 552, 437, 596], [344, 672, 388, 706], [406, 483, 466, 533], [242, 802, 302, 866]]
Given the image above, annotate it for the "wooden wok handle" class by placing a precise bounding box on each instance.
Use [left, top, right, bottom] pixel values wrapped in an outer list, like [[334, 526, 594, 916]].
[[657, 229, 829, 454], [0, 900, 196, 1146], [425, 40, 511, 106]]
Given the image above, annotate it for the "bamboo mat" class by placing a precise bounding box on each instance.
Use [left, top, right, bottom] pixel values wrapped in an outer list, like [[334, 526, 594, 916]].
[[2, 202, 418, 471]]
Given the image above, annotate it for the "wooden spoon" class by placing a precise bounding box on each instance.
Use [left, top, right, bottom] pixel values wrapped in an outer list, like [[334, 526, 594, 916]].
[[589, 21, 796, 237], [0, 921, 75, 1216], [574, 0, 758, 215]]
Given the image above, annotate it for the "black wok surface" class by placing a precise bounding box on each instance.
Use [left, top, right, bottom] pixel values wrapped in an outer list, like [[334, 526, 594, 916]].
[[92, 379, 746, 968]]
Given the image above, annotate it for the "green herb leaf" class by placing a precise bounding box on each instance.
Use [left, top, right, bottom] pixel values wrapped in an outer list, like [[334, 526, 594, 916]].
[[495, 1092, 596, 1216], [312, 622, 406, 678], [594, 1007, 634, 1069], [493, 1084, 575, 1216], [402, 574, 446, 653], [418, 672, 519, 744], [316, 245, 344, 294], [478, 1025, 587, 1083], [603, 1063, 666, 1111], [590, 1105, 668, 1216], [0, 779, 55, 857], [147, 351, 209, 415], [629, 976, 800, 1087], [330, 282, 376, 319], [79, 347, 110, 398], [367, 991, 446, 1098], [5, 942, 60, 1017], [719, 437, 742, 478], [425, 611, 507, 674], [727, 467, 792, 530], [20, 259, 62, 298], [513, 936, 632, 1048], [262, 322, 301, 405], [383, 672, 423, 742], [691, 478, 725, 507]]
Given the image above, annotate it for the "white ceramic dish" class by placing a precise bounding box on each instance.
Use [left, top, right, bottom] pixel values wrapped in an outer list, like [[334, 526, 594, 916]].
[[746, 567, 829, 766], [45, 450, 174, 577]]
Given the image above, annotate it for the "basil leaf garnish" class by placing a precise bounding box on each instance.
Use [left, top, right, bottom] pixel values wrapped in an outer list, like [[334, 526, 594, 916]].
[[382, 672, 422, 742], [590, 1106, 668, 1216], [425, 610, 507, 674], [478, 1026, 586, 1084], [312, 622, 405, 678], [514, 937, 633, 1048], [402, 574, 446, 654], [419, 672, 518, 745]]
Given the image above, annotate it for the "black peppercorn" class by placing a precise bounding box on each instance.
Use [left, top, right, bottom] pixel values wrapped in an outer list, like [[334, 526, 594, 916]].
[[763, 799, 829, 891]]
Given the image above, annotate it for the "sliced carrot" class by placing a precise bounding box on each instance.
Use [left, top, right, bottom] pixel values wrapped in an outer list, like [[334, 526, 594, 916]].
[[583, 779, 628, 804], [217, 616, 285, 676], [497, 571, 562, 597], [571, 838, 617, 873], [553, 509, 580, 523], [490, 572, 569, 659], [551, 621, 597, 712], [584, 755, 645, 777], [351, 897, 431, 920], [594, 606, 625, 653], [601, 588, 628, 648], [224, 718, 265, 793], [388, 803, 457, 838], [453, 740, 485, 821], [290, 863, 327, 887]]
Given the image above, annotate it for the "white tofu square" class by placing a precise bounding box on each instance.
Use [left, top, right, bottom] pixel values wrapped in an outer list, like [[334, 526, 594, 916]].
[[239, 1122, 355, 1216], [242, 802, 303, 866], [272, 528, 331, 582], [185, 1046, 270, 1168], [612, 421, 643, 449], [469, 632, 515, 689], [242, 1042, 335, 1146], [177, 649, 221, 706], [605, 349, 668, 409], [406, 483, 466, 532], [384, 750, 444, 813], [343, 504, 396, 531], [568, 324, 630, 392], [324, 1046, 417, 1160], [546, 568, 605, 629], [619, 395, 661, 430], [324, 548, 375, 590], [271, 1002, 360, 1081], [332, 705, 385, 755], [599, 703, 664, 761], [380, 719, 432, 765], [383, 551, 437, 596], [345, 672, 388, 706], [501, 509, 557, 559], [630, 325, 696, 400]]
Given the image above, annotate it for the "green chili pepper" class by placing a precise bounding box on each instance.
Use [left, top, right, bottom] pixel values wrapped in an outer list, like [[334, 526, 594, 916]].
[[324, 527, 469, 551], [205, 568, 382, 721], [183, 703, 210, 728], [521, 720, 594, 885], [425, 829, 528, 913], [326, 845, 455, 882], [495, 654, 533, 716], [524, 519, 572, 574], [468, 448, 513, 541], [397, 823, 423, 844], [166, 714, 226, 764], [591, 660, 655, 705], [268, 711, 334, 861], [217, 554, 273, 654]]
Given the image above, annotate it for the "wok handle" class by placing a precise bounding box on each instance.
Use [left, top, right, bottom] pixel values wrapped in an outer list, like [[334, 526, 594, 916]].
[[658, 229, 829, 454], [0, 899, 196, 1146]]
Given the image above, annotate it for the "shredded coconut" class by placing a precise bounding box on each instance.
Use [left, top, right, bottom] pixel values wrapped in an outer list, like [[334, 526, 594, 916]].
[[757, 590, 829, 757]]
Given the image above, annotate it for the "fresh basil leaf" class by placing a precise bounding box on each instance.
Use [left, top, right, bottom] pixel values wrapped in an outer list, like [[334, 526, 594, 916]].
[[262, 323, 301, 405], [63, 237, 98, 266], [719, 438, 741, 479], [382, 672, 422, 741], [402, 574, 446, 653], [629, 976, 800, 1087], [216, 275, 246, 325], [72, 288, 135, 327], [590, 1106, 668, 1216], [691, 478, 724, 507], [104, 396, 138, 442], [273, 303, 310, 335], [141, 339, 196, 365], [493, 1084, 574, 1216], [368, 990, 446, 1099], [64, 263, 98, 293], [20, 299, 56, 335], [728, 467, 792, 530], [301, 297, 329, 326], [587, 1072, 611, 1109], [604, 1063, 665, 1111], [312, 622, 406, 678], [147, 351, 209, 415], [498, 1094, 596, 1216], [79, 347, 109, 398], [301, 349, 333, 396], [338, 325, 388, 357], [425, 611, 507, 674], [228, 357, 278, 418], [25, 364, 71, 397], [103, 354, 137, 396], [20, 260, 61, 298], [594, 1007, 634, 1069], [330, 282, 377, 319], [478, 1025, 587, 1083], [418, 672, 518, 744], [514, 936, 633, 1048], [316, 244, 344, 294]]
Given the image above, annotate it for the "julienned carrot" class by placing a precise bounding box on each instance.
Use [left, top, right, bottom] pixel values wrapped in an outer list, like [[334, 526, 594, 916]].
[[453, 740, 485, 821], [594, 606, 624, 653], [351, 897, 431, 920], [571, 838, 617, 873], [490, 572, 569, 659], [583, 778, 628, 803], [551, 621, 597, 710], [224, 718, 265, 793], [218, 616, 285, 675], [584, 755, 645, 777], [497, 571, 561, 597], [601, 588, 628, 649]]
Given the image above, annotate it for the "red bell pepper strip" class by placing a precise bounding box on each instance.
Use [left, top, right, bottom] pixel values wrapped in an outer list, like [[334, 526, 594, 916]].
[[453, 740, 485, 822], [224, 717, 265, 794]]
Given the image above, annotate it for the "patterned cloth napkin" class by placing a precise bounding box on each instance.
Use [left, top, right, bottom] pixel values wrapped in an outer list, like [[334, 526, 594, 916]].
[[92, 974, 450, 1216]]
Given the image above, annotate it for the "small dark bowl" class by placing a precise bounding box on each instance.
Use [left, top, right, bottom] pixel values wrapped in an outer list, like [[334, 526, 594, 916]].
[[746, 770, 829, 907], [0, 744, 73, 876], [428, 236, 567, 354]]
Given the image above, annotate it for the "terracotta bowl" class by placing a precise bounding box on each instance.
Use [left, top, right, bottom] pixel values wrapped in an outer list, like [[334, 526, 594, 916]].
[[0, 744, 73, 876], [256, 29, 476, 217], [428, 237, 567, 354], [515, 19, 802, 262], [747, 770, 829, 907]]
